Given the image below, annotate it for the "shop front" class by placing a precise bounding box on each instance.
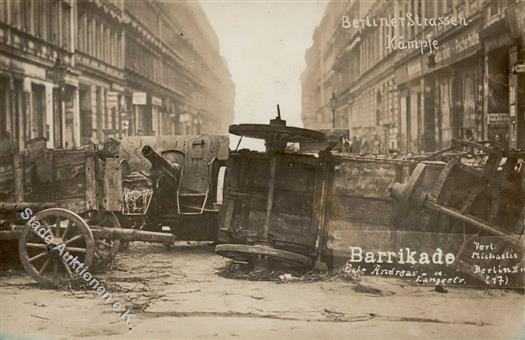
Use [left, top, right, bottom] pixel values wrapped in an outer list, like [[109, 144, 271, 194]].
[[485, 32, 512, 147], [424, 24, 483, 150], [396, 57, 424, 154], [506, 1, 525, 149], [480, 2, 525, 150]]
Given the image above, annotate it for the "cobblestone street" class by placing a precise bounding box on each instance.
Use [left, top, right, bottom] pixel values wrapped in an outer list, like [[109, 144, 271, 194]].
[[1, 242, 524, 339]]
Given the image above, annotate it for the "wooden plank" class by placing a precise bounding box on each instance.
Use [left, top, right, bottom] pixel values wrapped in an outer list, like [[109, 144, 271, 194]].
[[0, 163, 14, 198], [263, 156, 277, 241], [246, 209, 266, 238], [85, 155, 97, 211], [326, 228, 397, 253], [55, 179, 86, 198], [272, 191, 314, 215], [218, 199, 235, 232], [55, 164, 84, 181], [329, 195, 394, 226], [0, 230, 21, 240], [270, 213, 317, 246], [103, 158, 122, 211], [53, 150, 97, 168], [14, 155, 24, 202], [332, 160, 403, 200], [274, 161, 317, 191], [311, 155, 332, 261], [55, 198, 87, 213]]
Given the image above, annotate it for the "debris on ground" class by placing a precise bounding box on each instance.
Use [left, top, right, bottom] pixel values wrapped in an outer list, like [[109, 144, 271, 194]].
[[217, 260, 370, 283], [435, 284, 448, 293]]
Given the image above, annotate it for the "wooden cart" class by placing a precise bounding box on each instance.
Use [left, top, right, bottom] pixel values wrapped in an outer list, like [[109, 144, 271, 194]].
[[0, 135, 227, 287]]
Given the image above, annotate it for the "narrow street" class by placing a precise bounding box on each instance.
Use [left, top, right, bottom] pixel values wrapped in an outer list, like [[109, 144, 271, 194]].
[[2, 242, 523, 339]]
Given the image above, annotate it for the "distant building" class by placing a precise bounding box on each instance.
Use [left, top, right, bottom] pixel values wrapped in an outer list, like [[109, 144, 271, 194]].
[[301, 0, 525, 153], [0, 0, 235, 151]]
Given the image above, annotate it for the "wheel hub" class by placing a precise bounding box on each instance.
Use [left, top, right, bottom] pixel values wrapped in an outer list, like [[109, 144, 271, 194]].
[[49, 237, 63, 246]]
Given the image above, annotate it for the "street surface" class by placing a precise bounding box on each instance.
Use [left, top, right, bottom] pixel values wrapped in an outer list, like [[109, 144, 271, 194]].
[[1, 242, 524, 339]]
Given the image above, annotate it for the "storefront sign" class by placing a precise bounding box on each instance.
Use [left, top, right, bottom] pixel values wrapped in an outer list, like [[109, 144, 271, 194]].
[[455, 30, 479, 54], [152, 96, 162, 106], [434, 27, 479, 65], [132, 92, 147, 105], [513, 63, 525, 74], [487, 113, 510, 125], [180, 113, 190, 123]]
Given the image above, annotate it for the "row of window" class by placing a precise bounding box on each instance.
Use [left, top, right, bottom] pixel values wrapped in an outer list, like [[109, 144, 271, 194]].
[[341, 0, 486, 88], [125, 0, 160, 37], [126, 38, 161, 82], [125, 37, 196, 100], [0, 0, 71, 49], [349, 81, 396, 131], [77, 14, 122, 68], [79, 85, 118, 142], [0, 1, 218, 103]]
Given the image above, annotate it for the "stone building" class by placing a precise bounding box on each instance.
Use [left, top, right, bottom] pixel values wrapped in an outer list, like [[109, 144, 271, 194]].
[[301, 0, 525, 153], [0, 0, 78, 149], [76, 0, 125, 145], [300, 2, 342, 130], [0, 0, 234, 150]]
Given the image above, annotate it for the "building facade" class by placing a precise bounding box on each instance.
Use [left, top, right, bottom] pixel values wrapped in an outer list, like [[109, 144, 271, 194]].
[[301, 0, 525, 153], [0, 0, 235, 151]]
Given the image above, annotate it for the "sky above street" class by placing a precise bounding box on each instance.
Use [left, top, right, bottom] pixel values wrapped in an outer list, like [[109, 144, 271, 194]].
[[201, 1, 327, 148]]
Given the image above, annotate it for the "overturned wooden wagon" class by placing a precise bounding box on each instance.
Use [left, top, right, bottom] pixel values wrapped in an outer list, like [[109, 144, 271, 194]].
[[216, 111, 328, 268], [216, 111, 525, 287], [215, 115, 417, 270], [389, 140, 525, 286]]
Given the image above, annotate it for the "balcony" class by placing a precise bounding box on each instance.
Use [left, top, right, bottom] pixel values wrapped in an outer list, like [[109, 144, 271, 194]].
[[0, 22, 73, 68]]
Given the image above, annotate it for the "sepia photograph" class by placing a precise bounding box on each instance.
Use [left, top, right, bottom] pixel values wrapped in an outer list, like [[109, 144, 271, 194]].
[[0, 0, 524, 339]]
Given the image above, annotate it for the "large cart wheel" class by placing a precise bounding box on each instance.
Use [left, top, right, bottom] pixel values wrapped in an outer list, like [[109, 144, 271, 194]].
[[390, 163, 428, 227], [215, 244, 312, 268], [83, 211, 121, 269], [229, 124, 326, 143], [229, 109, 326, 153], [18, 208, 95, 287]]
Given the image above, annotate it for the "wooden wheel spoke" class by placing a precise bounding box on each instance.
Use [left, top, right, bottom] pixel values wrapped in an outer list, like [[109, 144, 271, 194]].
[[65, 234, 84, 246], [53, 216, 61, 237], [97, 240, 112, 249], [67, 246, 87, 253], [26, 243, 48, 249], [61, 258, 74, 277], [29, 251, 49, 263], [41, 217, 54, 230], [61, 220, 73, 241], [38, 256, 52, 275], [20, 208, 95, 287], [30, 225, 53, 238]]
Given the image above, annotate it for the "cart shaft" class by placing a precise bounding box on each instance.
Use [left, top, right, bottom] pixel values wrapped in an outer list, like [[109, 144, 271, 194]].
[[91, 227, 177, 244], [0, 224, 176, 244], [0, 202, 56, 212]]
